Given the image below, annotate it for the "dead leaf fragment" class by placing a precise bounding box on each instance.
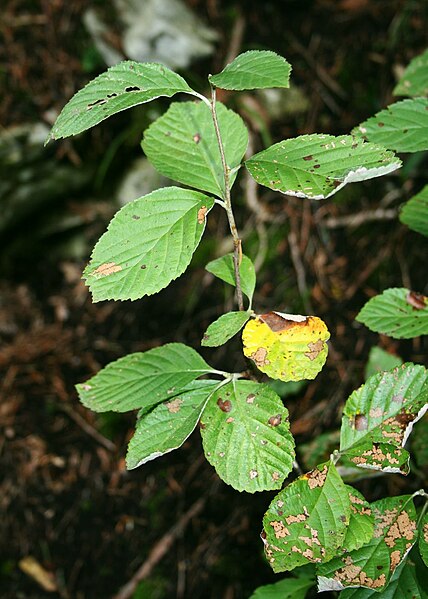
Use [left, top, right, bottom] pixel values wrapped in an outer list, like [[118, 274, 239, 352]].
[[19, 556, 57, 592]]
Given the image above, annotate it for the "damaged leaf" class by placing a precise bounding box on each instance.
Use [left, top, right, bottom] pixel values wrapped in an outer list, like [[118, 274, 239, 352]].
[[126, 380, 219, 469], [353, 98, 428, 153], [340, 363, 428, 466], [262, 461, 350, 572], [200, 380, 295, 492], [339, 559, 422, 598], [209, 50, 292, 91], [317, 495, 418, 592], [205, 253, 256, 302], [242, 312, 330, 382], [201, 311, 251, 347], [400, 184, 428, 238], [394, 48, 428, 98], [142, 101, 248, 198], [245, 134, 401, 200], [77, 343, 211, 413], [83, 187, 214, 301], [357, 288, 428, 339], [342, 442, 410, 475], [47, 61, 196, 142], [343, 487, 375, 553]]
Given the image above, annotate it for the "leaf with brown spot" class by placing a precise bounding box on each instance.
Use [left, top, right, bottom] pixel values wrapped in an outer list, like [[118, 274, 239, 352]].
[[262, 461, 350, 572], [242, 312, 330, 382], [317, 495, 418, 592], [93, 262, 122, 277], [341, 442, 410, 475], [200, 380, 295, 493]]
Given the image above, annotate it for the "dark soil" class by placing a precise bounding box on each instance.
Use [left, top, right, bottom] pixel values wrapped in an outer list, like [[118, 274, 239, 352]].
[[1, 1, 427, 598]]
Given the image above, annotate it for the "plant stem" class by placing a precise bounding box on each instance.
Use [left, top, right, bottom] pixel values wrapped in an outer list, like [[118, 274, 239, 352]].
[[210, 84, 244, 311]]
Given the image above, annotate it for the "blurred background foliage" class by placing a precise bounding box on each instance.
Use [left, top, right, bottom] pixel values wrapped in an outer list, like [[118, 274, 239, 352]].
[[0, 0, 427, 597]]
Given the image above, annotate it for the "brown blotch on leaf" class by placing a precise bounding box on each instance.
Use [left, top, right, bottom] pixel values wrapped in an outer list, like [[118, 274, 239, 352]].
[[217, 398, 232, 413], [193, 133, 201, 143], [353, 414, 368, 431], [303, 155, 313, 161], [165, 398, 183, 414], [406, 291, 427, 310], [132, 214, 140, 220], [93, 262, 122, 277], [268, 414, 282, 427], [246, 393, 256, 404], [377, 122, 385, 127], [260, 312, 307, 332], [251, 347, 270, 367], [306, 465, 328, 489], [304, 339, 325, 361], [197, 206, 208, 224]]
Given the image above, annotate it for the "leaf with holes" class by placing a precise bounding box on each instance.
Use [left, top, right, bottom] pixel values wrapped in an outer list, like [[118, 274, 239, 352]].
[[126, 380, 219, 469], [76, 343, 211, 413], [245, 134, 401, 200], [342, 487, 374, 553], [262, 461, 350, 572], [400, 185, 428, 237], [209, 50, 292, 91], [249, 575, 314, 599], [242, 312, 330, 382], [354, 98, 428, 153], [342, 442, 410, 475], [205, 253, 256, 302], [142, 101, 248, 197], [317, 495, 418, 593], [364, 346, 403, 380], [340, 363, 428, 471], [394, 48, 428, 98], [202, 311, 251, 347], [356, 288, 428, 339], [47, 61, 196, 142], [420, 511, 428, 568], [200, 380, 295, 492], [83, 187, 213, 301]]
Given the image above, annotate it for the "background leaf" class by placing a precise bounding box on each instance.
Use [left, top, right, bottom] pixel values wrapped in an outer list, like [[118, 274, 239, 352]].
[[142, 101, 248, 197], [420, 512, 428, 567], [200, 380, 295, 492], [393, 48, 428, 97], [317, 495, 418, 593], [356, 288, 428, 339], [364, 346, 403, 380], [47, 61, 195, 141], [126, 380, 219, 469], [76, 343, 211, 413], [400, 185, 428, 237], [83, 187, 213, 301], [262, 462, 350, 572], [209, 50, 292, 91], [354, 98, 428, 153], [242, 312, 330, 382], [340, 363, 428, 455], [205, 253, 256, 302], [245, 134, 401, 200], [249, 575, 314, 599], [201, 311, 250, 347]]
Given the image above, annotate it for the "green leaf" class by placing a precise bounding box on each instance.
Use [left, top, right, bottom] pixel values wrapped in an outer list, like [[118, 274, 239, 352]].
[[200, 380, 295, 492], [47, 61, 196, 142], [317, 495, 418, 593], [420, 512, 428, 567], [141, 101, 248, 198], [340, 363, 428, 456], [126, 380, 219, 469], [201, 311, 250, 347], [356, 288, 428, 339], [400, 185, 428, 237], [354, 98, 428, 153], [249, 576, 314, 599], [364, 346, 403, 380], [209, 50, 292, 91], [339, 559, 422, 598], [394, 48, 428, 97], [412, 416, 428, 468], [245, 134, 401, 200], [343, 487, 375, 553], [205, 253, 256, 302], [76, 343, 211, 413], [83, 187, 214, 301], [262, 461, 350, 572], [341, 442, 410, 475]]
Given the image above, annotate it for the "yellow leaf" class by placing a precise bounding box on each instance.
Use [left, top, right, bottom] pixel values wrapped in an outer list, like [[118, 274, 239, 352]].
[[242, 312, 330, 382]]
